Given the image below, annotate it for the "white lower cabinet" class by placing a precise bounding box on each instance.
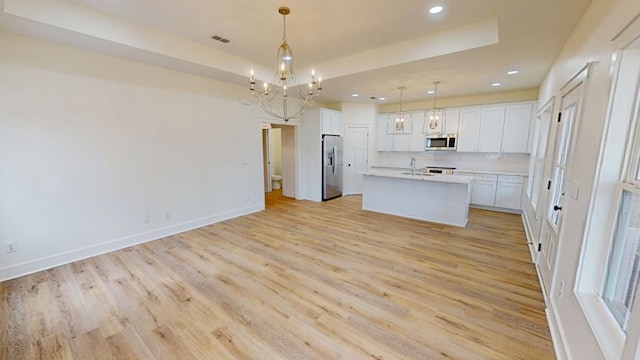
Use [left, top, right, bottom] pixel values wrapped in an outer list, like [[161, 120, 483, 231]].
[[454, 172, 524, 211], [495, 175, 524, 209], [471, 174, 498, 206]]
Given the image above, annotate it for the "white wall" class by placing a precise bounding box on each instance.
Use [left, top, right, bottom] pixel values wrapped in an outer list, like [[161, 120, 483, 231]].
[[341, 103, 377, 125], [523, 0, 640, 358], [0, 31, 265, 281]]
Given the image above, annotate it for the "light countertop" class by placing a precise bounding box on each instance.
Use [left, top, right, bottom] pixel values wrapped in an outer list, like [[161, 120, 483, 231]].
[[370, 165, 527, 177], [454, 169, 528, 176], [363, 170, 474, 184]]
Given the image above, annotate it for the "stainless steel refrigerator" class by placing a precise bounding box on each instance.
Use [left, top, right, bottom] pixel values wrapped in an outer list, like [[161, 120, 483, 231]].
[[322, 135, 343, 200]]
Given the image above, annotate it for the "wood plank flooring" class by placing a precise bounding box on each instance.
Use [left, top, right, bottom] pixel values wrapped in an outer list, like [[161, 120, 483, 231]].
[[1, 191, 554, 359]]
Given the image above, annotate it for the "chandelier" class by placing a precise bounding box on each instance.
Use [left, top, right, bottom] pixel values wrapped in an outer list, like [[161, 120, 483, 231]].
[[424, 81, 446, 133], [249, 6, 322, 122], [387, 87, 412, 135]]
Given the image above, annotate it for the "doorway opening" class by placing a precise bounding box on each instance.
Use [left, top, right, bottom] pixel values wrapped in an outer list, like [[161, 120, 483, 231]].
[[262, 123, 296, 206]]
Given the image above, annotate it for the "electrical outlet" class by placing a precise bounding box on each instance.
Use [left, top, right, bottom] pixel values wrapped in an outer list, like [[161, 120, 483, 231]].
[[164, 211, 171, 220], [4, 241, 17, 253], [142, 215, 150, 224]]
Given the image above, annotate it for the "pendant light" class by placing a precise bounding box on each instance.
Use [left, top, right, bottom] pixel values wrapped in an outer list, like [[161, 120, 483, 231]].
[[424, 81, 446, 133], [387, 87, 412, 135]]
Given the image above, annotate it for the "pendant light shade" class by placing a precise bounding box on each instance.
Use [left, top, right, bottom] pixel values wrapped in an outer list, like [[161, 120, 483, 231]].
[[424, 82, 446, 133], [387, 87, 412, 135]]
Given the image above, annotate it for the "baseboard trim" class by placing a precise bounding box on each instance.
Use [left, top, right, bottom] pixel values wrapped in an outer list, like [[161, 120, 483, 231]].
[[547, 300, 570, 360], [469, 204, 522, 214], [521, 212, 568, 359], [521, 212, 538, 263], [0, 204, 263, 282]]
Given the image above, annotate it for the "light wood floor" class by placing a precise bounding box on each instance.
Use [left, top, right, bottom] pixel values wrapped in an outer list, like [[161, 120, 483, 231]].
[[1, 191, 554, 359]]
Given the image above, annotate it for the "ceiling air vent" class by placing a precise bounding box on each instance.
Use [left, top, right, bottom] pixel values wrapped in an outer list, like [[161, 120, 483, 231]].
[[211, 35, 230, 44]]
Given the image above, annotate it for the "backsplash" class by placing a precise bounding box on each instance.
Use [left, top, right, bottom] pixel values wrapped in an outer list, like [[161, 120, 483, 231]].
[[374, 151, 530, 174]]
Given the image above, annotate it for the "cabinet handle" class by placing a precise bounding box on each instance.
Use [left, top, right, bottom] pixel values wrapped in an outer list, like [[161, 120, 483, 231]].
[[553, 205, 562, 211]]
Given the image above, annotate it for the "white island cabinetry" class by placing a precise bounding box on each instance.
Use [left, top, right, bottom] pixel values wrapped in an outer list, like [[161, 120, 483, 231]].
[[362, 172, 473, 227]]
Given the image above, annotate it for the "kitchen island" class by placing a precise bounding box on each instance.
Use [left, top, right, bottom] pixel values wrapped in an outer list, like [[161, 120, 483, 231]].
[[362, 171, 473, 227]]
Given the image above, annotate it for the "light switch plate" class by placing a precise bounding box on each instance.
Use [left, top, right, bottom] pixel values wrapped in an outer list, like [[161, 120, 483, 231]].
[[566, 181, 579, 200]]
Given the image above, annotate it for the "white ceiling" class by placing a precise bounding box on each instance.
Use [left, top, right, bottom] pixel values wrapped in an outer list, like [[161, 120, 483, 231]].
[[0, 0, 592, 104]]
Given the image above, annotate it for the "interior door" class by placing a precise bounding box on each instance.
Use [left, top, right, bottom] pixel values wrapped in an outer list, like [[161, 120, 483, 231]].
[[345, 126, 369, 195], [538, 78, 584, 297]]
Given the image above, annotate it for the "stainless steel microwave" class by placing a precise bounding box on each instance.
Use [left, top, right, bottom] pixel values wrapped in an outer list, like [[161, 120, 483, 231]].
[[425, 133, 457, 151]]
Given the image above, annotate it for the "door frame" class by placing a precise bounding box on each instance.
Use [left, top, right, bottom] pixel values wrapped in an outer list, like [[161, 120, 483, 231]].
[[262, 127, 272, 193], [259, 117, 302, 201], [537, 63, 593, 298]]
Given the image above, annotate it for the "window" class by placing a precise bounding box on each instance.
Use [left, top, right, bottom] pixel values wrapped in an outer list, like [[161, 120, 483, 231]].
[[603, 189, 640, 330], [527, 101, 553, 212], [602, 49, 640, 332], [526, 114, 541, 198], [574, 25, 640, 360]]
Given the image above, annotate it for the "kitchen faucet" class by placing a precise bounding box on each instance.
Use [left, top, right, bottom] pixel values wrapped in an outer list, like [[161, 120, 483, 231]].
[[410, 157, 416, 175]]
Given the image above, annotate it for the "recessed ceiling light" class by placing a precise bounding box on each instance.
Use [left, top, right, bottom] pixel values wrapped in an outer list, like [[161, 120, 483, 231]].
[[379, 97, 386, 101], [352, 93, 359, 97], [491, 82, 502, 87], [429, 6, 444, 14], [427, 90, 436, 94], [507, 70, 519, 75]]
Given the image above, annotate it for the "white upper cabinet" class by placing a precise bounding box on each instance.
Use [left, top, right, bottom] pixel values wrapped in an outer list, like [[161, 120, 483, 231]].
[[456, 102, 534, 153], [424, 109, 458, 135], [424, 110, 443, 134], [322, 109, 342, 135], [501, 103, 533, 153], [376, 101, 534, 153], [377, 114, 393, 151], [478, 106, 505, 153], [457, 108, 481, 152], [376, 114, 411, 151], [410, 111, 427, 151], [444, 109, 460, 134], [376, 111, 423, 152]]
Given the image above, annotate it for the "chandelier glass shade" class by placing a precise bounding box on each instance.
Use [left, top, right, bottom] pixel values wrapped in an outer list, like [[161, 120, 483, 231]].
[[249, 7, 322, 122], [424, 81, 446, 133], [387, 87, 412, 135]]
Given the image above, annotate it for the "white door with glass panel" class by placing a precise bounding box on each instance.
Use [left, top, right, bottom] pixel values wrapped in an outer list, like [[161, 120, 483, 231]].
[[538, 80, 584, 296]]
